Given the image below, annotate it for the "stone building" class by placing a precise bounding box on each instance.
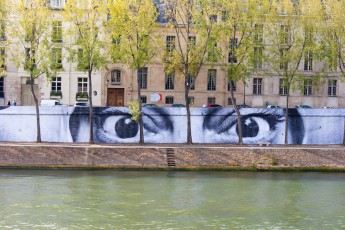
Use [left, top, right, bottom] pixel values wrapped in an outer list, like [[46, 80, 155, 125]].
[[0, 0, 344, 108]]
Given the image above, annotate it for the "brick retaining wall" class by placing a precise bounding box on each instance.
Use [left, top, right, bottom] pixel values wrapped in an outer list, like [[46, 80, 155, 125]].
[[1, 143, 345, 169]]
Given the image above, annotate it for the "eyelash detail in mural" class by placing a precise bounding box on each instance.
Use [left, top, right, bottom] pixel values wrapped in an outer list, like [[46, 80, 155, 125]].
[[93, 107, 174, 143], [202, 108, 285, 144]]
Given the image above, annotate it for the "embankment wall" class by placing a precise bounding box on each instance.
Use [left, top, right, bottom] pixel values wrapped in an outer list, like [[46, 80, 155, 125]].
[[1, 143, 345, 170]]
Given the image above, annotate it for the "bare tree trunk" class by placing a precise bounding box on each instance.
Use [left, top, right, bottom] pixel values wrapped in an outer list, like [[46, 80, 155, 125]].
[[88, 70, 94, 144], [343, 117, 345, 146], [30, 77, 41, 143], [284, 83, 291, 145], [137, 68, 144, 144], [185, 69, 192, 144], [229, 80, 243, 145], [242, 79, 246, 105]]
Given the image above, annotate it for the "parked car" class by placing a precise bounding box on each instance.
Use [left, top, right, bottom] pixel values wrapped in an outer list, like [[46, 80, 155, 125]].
[[41, 99, 63, 106], [267, 105, 282, 109], [206, 104, 223, 108], [295, 104, 312, 109], [74, 102, 89, 107], [142, 104, 159, 108], [236, 104, 251, 109], [171, 104, 185, 107], [323, 106, 335, 109]]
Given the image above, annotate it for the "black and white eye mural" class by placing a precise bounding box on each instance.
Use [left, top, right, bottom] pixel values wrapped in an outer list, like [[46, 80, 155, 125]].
[[0, 106, 344, 144]]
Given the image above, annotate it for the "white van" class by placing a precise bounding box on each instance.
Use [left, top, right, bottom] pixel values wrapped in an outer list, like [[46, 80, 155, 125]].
[[41, 99, 63, 106]]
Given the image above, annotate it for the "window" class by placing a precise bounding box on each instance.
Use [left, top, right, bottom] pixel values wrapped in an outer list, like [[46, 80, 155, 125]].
[[52, 48, 62, 69], [78, 77, 88, 92], [111, 70, 121, 84], [207, 40, 217, 62], [253, 47, 263, 70], [253, 78, 262, 94], [140, 96, 147, 104], [303, 80, 312, 96], [0, 47, 5, 69], [165, 96, 174, 104], [77, 48, 86, 69], [280, 25, 290, 45], [221, 11, 229, 21], [228, 38, 237, 63], [187, 74, 195, 90], [279, 78, 288, 95], [25, 48, 36, 69], [51, 77, 61, 92], [166, 36, 175, 53], [228, 80, 236, 91], [280, 48, 288, 70], [228, 97, 236, 105], [138, 67, 147, 89], [50, 0, 63, 9], [207, 97, 216, 104], [304, 51, 313, 71], [52, 21, 63, 42], [209, 15, 217, 22], [0, 77, 3, 98], [207, 69, 216, 91], [254, 24, 263, 43], [0, 21, 5, 40], [328, 79, 337, 96], [188, 97, 194, 105], [188, 36, 196, 50], [305, 27, 313, 44], [165, 73, 174, 90], [328, 55, 337, 71]]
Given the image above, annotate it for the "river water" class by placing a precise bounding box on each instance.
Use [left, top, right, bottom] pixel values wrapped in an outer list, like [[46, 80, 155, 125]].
[[0, 170, 345, 229]]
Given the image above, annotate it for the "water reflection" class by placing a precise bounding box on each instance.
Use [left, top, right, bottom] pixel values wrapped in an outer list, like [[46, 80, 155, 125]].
[[0, 170, 345, 229]]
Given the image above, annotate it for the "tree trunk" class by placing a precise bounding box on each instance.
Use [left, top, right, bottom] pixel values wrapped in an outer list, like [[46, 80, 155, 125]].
[[343, 117, 345, 146], [30, 77, 41, 143], [88, 70, 94, 144], [284, 83, 291, 145], [185, 71, 192, 144], [137, 68, 144, 144], [242, 80, 246, 105], [229, 80, 243, 145]]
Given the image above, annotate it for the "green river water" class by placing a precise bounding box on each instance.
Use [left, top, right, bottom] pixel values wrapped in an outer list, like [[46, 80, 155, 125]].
[[0, 170, 345, 229]]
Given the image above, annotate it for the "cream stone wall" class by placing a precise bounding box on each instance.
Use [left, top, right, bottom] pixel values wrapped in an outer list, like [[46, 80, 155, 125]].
[[1, 1, 345, 108]]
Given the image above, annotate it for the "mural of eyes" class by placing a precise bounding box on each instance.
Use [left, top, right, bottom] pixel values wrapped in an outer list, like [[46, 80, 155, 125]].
[[202, 108, 285, 144], [70, 107, 173, 143]]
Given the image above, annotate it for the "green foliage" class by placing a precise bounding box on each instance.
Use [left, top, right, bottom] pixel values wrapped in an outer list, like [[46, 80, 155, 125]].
[[128, 100, 141, 122], [50, 91, 62, 97], [8, 0, 59, 81], [63, 0, 108, 73], [108, 0, 160, 70], [76, 92, 88, 98]]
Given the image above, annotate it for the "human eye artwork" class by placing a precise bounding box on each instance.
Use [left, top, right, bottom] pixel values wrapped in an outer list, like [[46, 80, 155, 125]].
[[201, 108, 286, 144], [69, 107, 175, 143]]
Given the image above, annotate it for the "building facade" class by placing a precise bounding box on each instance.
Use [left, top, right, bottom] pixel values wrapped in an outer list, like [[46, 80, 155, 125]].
[[0, 0, 344, 108]]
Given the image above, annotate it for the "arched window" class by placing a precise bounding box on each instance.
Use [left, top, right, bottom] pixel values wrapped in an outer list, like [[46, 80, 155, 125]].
[[111, 69, 121, 85]]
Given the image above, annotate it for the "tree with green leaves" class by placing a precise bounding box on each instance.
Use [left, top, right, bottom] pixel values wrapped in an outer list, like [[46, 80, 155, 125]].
[[8, 0, 59, 142], [163, 0, 221, 144], [264, 0, 325, 144], [64, 0, 108, 143], [215, 0, 265, 145], [321, 0, 345, 145], [321, 1, 345, 77], [108, 0, 160, 144], [0, 0, 8, 78]]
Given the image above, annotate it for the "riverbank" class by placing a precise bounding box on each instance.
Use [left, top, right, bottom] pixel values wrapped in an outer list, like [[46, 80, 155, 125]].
[[1, 142, 345, 171]]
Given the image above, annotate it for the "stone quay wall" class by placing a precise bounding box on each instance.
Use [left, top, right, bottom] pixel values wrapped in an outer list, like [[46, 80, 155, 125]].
[[1, 143, 345, 170]]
